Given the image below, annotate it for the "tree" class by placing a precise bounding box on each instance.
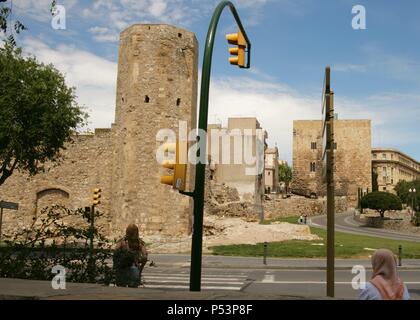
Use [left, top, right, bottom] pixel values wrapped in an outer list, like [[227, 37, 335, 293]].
[[0, 44, 87, 186], [361, 191, 402, 218], [278, 163, 292, 193], [394, 179, 420, 211]]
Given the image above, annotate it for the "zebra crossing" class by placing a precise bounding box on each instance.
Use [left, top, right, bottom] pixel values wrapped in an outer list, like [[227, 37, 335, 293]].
[[141, 270, 249, 291]]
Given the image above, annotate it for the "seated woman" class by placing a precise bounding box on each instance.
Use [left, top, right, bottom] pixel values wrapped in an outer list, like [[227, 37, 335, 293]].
[[113, 224, 148, 288], [359, 248, 410, 300]]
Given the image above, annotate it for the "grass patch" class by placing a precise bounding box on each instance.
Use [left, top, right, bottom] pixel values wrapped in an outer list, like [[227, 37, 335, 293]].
[[260, 216, 301, 225], [210, 226, 420, 259]]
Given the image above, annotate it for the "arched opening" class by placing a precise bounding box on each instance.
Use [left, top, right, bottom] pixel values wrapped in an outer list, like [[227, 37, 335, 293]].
[[36, 188, 70, 215]]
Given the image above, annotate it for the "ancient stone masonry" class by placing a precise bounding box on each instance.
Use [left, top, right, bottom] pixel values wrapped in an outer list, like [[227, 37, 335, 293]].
[[292, 119, 372, 208], [204, 166, 256, 219], [111, 24, 198, 237], [1, 129, 114, 238], [263, 194, 349, 218], [0, 24, 198, 240]]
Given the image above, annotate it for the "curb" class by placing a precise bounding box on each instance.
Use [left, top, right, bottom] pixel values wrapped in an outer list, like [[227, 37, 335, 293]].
[[151, 263, 420, 270]]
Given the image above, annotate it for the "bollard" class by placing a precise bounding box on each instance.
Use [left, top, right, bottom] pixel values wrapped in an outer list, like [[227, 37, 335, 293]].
[[263, 242, 268, 265], [398, 245, 402, 267]]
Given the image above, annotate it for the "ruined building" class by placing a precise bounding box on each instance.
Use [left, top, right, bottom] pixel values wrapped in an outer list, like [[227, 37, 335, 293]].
[[207, 118, 266, 202], [0, 24, 198, 238]]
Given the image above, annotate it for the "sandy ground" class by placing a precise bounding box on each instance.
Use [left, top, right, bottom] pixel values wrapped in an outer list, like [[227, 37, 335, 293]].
[[146, 216, 321, 254]]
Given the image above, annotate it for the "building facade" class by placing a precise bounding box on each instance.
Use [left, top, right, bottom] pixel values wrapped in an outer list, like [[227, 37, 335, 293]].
[[264, 147, 280, 194], [208, 118, 267, 200], [372, 148, 420, 193], [208, 117, 267, 205], [0, 24, 198, 239], [292, 119, 372, 205]]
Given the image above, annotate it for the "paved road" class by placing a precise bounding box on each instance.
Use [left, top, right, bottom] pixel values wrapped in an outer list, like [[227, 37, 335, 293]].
[[142, 266, 420, 300], [147, 254, 420, 269], [140, 255, 420, 299], [309, 212, 420, 242], [2, 255, 420, 300]]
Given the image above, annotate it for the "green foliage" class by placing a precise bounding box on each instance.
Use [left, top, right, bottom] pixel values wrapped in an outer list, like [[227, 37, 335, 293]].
[[361, 191, 403, 218], [394, 179, 420, 211], [278, 163, 292, 184], [210, 227, 420, 258], [0, 44, 88, 185], [0, 205, 114, 284], [0, 1, 54, 46], [412, 212, 420, 227]]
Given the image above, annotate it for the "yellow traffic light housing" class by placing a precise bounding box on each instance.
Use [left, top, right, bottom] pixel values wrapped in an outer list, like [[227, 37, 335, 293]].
[[160, 140, 187, 191], [226, 31, 246, 68], [92, 188, 101, 206]]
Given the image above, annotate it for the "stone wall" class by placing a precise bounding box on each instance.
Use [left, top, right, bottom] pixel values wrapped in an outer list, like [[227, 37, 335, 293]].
[[292, 121, 321, 197], [0, 129, 113, 237], [0, 24, 198, 241], [263, 194, 349, 218], [292, 119, 372, 208]]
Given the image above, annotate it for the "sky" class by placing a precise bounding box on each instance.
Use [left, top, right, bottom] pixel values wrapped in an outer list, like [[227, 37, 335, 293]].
[[4, 0, 420, 163]]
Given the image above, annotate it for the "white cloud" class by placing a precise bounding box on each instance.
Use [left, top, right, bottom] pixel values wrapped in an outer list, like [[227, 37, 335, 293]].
[[334, 64, 368, 73], [22, 38, 117, 130], [208, 76, 321, 162], [208, 76, 420, 163], [149, 0, 168, 18], [83, 0, 275, 42]]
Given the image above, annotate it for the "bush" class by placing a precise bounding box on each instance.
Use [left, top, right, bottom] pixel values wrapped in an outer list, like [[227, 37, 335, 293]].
[[0, 205, 115, 284], [412, 212, 420, 227], [394, 179, 420, 211], [361, 192, 402, 218]]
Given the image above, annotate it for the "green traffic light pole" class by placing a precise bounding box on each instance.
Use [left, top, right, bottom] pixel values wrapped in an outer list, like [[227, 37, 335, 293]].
[[188, 0, 251, 292]]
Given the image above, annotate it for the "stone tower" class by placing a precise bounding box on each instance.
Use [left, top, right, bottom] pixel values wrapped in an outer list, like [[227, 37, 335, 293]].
[[111, 24, 198, 237]]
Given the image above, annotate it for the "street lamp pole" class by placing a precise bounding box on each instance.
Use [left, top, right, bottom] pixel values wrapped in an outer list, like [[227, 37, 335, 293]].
[[189, 0, 251, 292], [409, 188, 416, 213]]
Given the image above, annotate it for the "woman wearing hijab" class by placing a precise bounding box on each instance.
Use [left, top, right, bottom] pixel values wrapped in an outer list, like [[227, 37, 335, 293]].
[[359, 249, 410, 300], [113, 224, 148, 287]]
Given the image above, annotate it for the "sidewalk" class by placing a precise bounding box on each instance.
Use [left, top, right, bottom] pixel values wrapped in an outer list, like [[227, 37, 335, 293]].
[[149, 254, 420, 270], [0, 278, 320, 300]]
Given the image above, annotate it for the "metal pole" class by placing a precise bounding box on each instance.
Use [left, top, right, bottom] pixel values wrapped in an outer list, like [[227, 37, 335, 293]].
[[0, 207, 3, 242], [412, 194, 414, 211], [189, 0, 251, 292], [398, 245, 402, 267], [90, 205, 94, 258], [263, 242, 268, 265], [325, 67, 335, 298]]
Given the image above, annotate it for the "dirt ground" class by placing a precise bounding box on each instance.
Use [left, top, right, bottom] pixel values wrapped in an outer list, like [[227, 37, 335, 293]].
[[146, 215, 320, 254]]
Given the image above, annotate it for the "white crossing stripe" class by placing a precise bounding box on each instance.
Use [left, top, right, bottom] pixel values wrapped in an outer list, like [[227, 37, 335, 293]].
[[262, 274, 275, 283], [141, 271, 247, 291], [256, 280, 420, 285], [143, 272, 248, 280], [145, 285, 242, 291]]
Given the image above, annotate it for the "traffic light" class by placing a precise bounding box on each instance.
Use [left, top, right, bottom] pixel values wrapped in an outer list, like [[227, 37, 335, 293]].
[[226, 31, 246, 68], [160, 140, 187, 191], [92, 188, 101, 206]]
